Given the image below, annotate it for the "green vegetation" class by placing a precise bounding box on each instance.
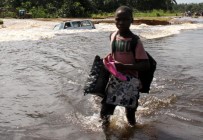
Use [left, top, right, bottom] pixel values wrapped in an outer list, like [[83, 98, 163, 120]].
[[0, 19, 3, 24], [173, 3, 203, 13], [91, 10, 181, 20], [91, 12, 114, 19], [0, 0, 202, 18], [134, 10, 180, 17]]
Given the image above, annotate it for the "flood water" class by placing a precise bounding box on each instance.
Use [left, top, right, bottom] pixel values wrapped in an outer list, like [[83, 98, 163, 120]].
[[0, 18, 203, 140]]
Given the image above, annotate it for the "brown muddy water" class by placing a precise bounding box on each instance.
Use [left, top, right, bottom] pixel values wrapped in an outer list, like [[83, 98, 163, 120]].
[[0, 18, 203, 140]]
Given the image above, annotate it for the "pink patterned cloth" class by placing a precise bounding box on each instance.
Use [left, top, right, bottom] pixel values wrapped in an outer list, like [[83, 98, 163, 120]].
[[103, 53, 127, 81]]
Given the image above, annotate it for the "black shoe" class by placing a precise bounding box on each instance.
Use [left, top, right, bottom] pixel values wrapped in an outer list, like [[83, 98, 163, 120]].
[[128, 121, 136, 127], [127, 118, 136, 127]]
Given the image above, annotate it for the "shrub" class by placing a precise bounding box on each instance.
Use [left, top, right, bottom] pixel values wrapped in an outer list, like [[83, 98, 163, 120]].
[[0, 20, 3, 24], [0, 11, 17, 18], [91, 12, 113, 19], [30, 7, 47, 18]]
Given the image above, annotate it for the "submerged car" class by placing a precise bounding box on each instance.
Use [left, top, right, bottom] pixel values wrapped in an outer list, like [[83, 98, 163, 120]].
[[53, 20, 96, 30]]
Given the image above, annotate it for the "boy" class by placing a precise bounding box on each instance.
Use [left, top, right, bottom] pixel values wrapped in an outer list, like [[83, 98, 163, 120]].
[[100, 6, 150, 127]]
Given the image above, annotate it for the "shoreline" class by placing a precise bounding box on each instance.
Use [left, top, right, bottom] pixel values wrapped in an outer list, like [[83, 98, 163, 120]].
[[0, 16, 201, 29], [33, 17, 172, 25], [33, 16, 201, 25], [92, 18, 171, 25]]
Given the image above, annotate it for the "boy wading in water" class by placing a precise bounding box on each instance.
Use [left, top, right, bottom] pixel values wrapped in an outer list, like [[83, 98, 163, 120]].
[[100, 6, 150, 127]]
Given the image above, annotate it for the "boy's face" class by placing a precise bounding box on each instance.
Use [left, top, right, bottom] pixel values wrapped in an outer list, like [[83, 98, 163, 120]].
[[115, 10, 133, 32]]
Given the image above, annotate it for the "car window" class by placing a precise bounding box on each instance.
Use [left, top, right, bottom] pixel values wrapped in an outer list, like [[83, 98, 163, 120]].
[[72, 21, 81, 27], [64, 22, 71, 29], [81, 20, 91, 26], [54, 20, 95, 30]]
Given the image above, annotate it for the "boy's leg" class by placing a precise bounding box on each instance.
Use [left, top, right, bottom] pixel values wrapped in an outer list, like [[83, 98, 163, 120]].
[[100, 102, 116, 126], [125, 107, 136, 126], [125, 98, 139, 126]]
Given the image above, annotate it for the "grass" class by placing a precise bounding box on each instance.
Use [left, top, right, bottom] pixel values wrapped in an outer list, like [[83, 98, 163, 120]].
[[135, 16, 173, 21], [134, 9, 180, 17], [91, 12, 114, 19], [134, 10, 181, 21], [91, 10, 181, 21]]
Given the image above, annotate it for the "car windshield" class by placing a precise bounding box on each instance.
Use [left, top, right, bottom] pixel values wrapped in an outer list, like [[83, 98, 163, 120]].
[[54, 24, 61, 30]]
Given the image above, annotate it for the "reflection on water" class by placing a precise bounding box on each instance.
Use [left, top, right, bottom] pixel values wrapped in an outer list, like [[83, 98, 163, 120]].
[[0, 19, 203, 140]]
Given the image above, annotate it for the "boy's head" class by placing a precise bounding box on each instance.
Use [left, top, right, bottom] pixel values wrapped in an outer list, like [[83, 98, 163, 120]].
[[115, 6, 133, 33]]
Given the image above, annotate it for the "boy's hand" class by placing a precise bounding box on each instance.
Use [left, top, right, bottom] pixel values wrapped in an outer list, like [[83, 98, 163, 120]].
[[115, 61, 125, 71]]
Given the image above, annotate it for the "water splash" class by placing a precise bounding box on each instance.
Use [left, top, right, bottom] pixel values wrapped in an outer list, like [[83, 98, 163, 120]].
[[1, 19, 203, 42]]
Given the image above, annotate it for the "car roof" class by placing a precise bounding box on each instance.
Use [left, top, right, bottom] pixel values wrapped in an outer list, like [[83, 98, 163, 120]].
[[63, 20, 91, 23]]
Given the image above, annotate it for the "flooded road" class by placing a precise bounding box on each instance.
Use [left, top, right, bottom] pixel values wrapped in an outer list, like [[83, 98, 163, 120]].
[[0, 18, 203, 140]]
